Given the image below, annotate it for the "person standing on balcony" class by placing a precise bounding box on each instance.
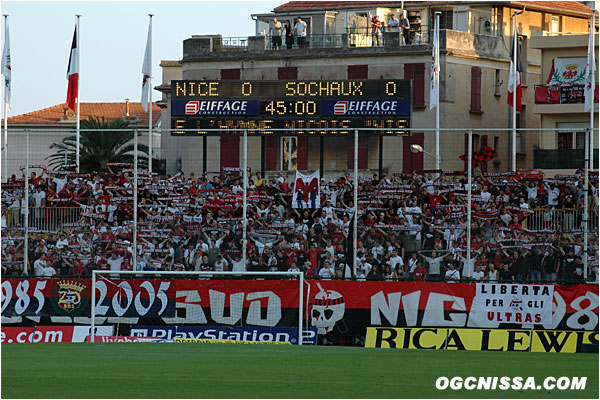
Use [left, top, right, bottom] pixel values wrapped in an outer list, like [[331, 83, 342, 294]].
[[399, 13, 411, 45], [284, 20, 294, 49], [371, 15, 382, 46], [388, 14, 400, 32], [269, 17, 283, 50], [294, 17, 307, 49]]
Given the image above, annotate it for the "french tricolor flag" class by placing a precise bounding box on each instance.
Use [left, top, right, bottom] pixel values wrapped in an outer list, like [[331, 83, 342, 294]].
[[66, 25, 78, 111], [507, 24, 522, 112]]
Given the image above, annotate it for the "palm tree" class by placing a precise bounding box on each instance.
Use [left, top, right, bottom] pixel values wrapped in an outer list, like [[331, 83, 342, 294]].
[[47, 116, 149, 173]]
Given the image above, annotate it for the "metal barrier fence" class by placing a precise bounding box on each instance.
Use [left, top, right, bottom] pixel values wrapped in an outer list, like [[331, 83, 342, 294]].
[[6, 207, 81, 231], [525, 208, 598, 232]]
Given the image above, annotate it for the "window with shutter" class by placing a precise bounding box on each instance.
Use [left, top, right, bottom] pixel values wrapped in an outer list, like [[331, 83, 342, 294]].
[[470, 66, 482, 113], [402, 133, 424, 173], [404, 63, 425, 108], [278, 67, 298, 80], [220, 68, 241, 80], [348, 65, 368, 79]]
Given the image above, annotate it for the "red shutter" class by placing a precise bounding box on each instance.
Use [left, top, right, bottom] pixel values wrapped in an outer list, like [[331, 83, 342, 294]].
[[220, 68, 241, 169], [348, 65, 368, 79], [358, 136, 368, 169], [405, 63, 425, 107], [278, 67, 298, 80], [265, 137, 278, 170], [221, 68, 241, 80], [220, 137, 240, 169], [402, 133, 424, 173], [470, 67, 482, 112], [297, 137, 308, 170], [481, 135, 488, 173]]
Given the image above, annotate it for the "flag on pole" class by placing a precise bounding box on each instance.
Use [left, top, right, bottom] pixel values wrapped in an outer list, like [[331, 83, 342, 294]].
[[429, 16, 439, 110], [1, 19, 11, 110], [507, 24, 522, 112], [141, 21, 151, 112], [66, 25, 78, 111], [584, 13, 596, 112]]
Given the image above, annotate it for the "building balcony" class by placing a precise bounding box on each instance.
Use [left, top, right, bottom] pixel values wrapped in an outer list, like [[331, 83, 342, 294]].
[[532, 84, 599, 114], [182, 29, 508, 62]]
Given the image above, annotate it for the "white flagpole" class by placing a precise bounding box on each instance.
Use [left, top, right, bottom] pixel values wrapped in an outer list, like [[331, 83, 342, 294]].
[[2, 103, 6, 180], [148, 14, 153, 173], [511, 11, 518, 172], [353, 128, 358, 277], [435, 11, 441, 171], [584, 127, 589, 281], [2, 14, 8, 181], [76, 15, 81, 173], [24, 130, 29, 275], [467, 129, 473, 279], [133, 129, 138, 273], [590, 10, 595, 171], [242, 129, 248, 269]]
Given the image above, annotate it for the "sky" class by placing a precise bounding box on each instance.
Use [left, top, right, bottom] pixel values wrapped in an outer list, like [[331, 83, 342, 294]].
[[0, 0, 281, 117]]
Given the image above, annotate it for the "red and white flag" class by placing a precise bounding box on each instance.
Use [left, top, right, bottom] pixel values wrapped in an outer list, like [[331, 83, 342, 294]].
[[141, 21, 151, 112], [507, 23, 522, 112], [66, 25, 78, 111], [2, 18, 11, 111], [584, 12, 596, 112], [429, 15, 439, 110]]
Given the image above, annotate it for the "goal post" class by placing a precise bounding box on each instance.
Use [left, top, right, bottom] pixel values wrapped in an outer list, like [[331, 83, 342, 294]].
[[91, 270, 304, 344]]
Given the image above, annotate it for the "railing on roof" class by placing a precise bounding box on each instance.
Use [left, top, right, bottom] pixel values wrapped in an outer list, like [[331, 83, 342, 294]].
[[213, 37, 249, 52], [217, 25, 433, 53]]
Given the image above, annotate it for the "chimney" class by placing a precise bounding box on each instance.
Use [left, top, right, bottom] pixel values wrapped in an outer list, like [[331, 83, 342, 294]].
[[125, 98, 130, 117]]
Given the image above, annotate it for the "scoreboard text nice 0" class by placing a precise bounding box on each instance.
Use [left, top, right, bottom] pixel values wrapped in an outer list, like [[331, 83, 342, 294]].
[[170, 80, 412, 136]]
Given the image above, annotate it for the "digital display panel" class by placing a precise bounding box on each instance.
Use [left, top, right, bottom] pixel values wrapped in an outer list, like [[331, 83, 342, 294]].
[[170, 80, 411, 135], [171, 118, 409, 136]]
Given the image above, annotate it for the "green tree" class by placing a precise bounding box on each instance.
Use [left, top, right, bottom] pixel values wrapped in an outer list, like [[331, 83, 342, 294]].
[[47, 116, 149, 173]]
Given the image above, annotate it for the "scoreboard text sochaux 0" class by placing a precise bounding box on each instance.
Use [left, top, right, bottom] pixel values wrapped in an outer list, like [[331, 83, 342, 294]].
[[170, 80, 411, 136]]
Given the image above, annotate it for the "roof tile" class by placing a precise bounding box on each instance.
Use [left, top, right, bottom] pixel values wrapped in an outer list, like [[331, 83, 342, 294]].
[[3, 102, 161, 126]]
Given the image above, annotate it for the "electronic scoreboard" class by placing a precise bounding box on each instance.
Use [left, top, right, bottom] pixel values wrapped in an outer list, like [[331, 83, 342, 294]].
[[170, 80, 411, 136]]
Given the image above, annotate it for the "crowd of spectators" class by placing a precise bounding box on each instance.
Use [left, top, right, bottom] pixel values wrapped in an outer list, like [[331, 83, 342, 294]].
[[1, 164, 599, 284]]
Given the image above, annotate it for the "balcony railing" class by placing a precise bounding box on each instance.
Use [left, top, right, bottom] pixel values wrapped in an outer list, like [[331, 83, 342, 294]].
[[533, 149, 599, 169], [535, 84, 599, 105]]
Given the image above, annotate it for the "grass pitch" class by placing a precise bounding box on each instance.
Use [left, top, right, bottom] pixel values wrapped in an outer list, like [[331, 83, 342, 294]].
[[1, 343, 598, 398]]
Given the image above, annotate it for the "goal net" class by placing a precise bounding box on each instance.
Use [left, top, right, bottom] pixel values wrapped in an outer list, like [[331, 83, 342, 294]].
[[90, 270, 309, 344]]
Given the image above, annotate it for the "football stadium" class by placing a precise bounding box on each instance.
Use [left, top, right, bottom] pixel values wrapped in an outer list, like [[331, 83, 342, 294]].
[[1, 0, 599, 398]]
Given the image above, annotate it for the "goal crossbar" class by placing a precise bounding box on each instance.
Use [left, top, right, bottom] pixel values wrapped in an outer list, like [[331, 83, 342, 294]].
[[91, 270, 305, 344]]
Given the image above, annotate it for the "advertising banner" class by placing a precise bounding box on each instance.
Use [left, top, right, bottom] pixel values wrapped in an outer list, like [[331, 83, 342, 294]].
[[131, 325, 317, 345], [292, 170, 320, 209], [172, 100, 259, 116], [0, 278, 176, 318], [470, 284, 554, 325], [85, 335, 164, 343], [365, 327, 598, 353], [0, 325, 113, 343], [320, 99, 410, 116], [2, 280, 597, 335]]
